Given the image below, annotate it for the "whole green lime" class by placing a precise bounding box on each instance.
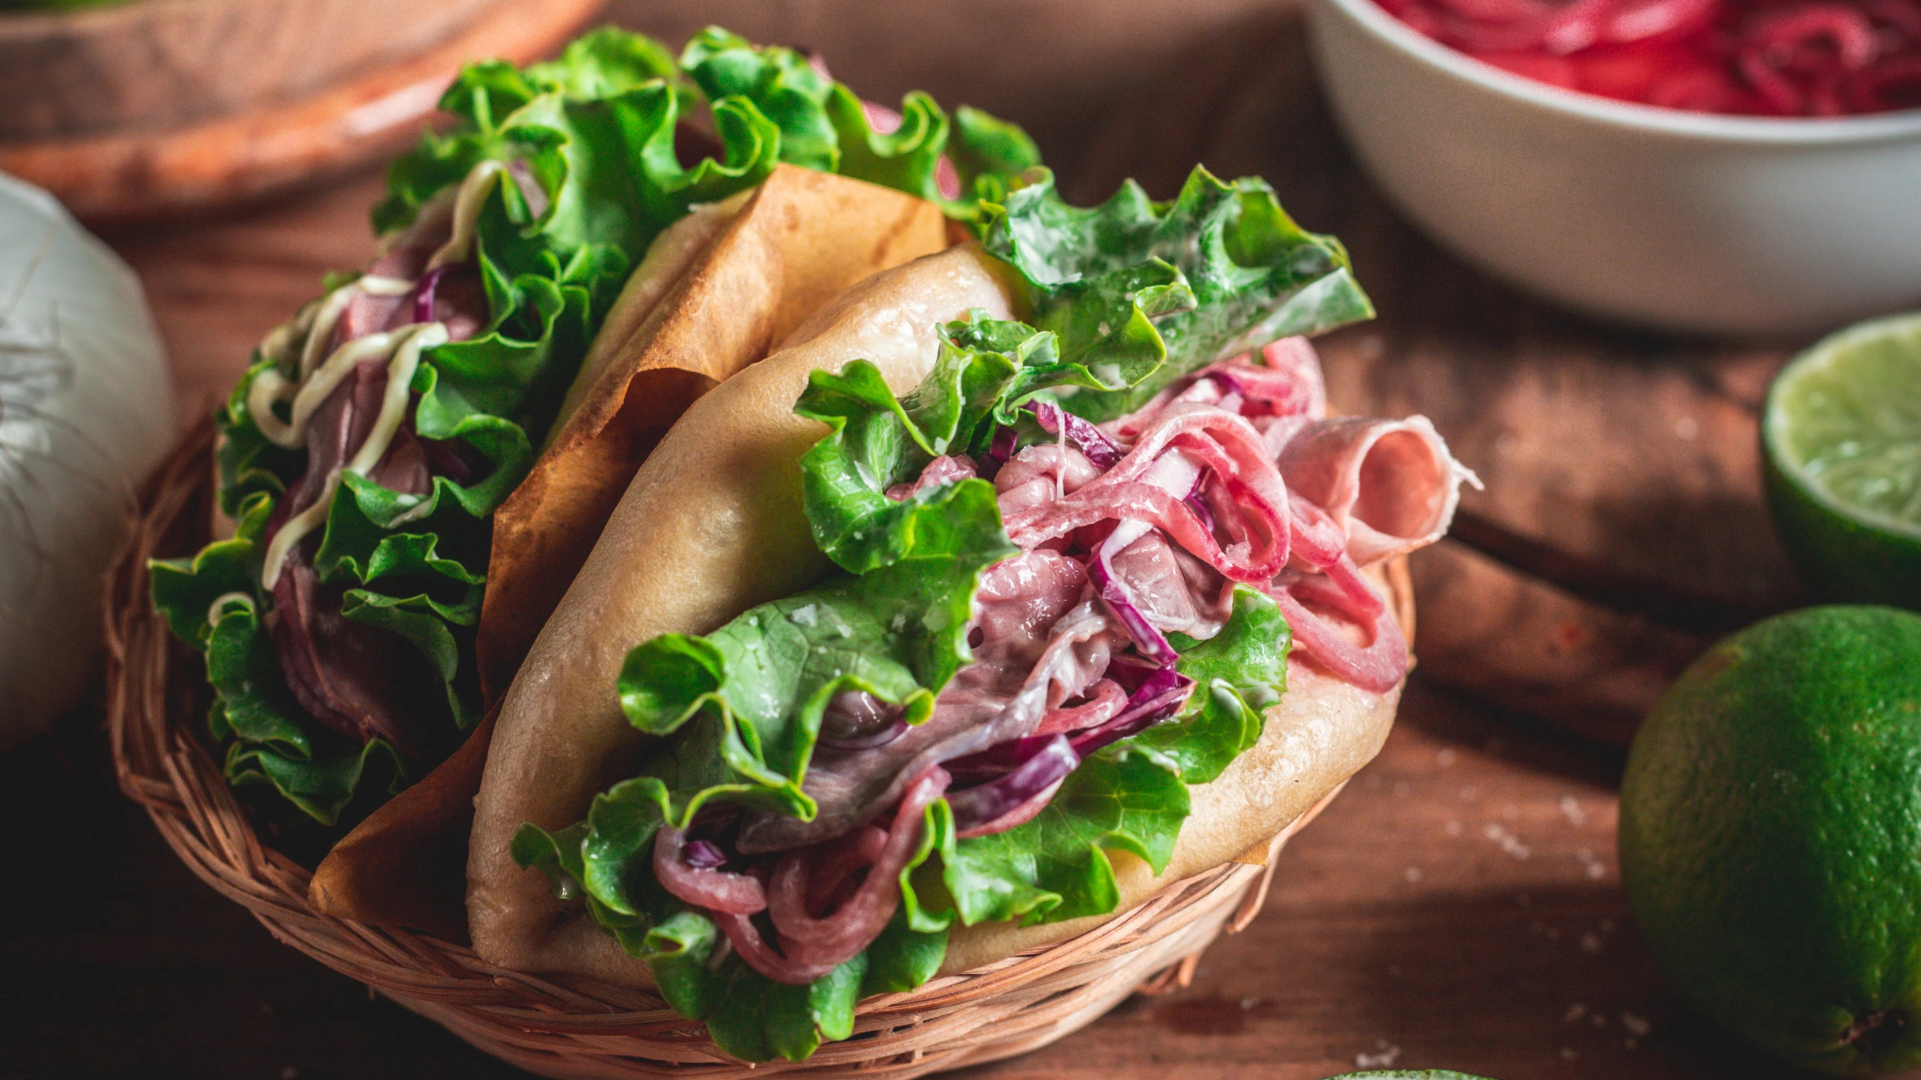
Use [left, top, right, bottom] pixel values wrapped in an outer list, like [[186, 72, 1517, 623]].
[[1621, 605, 1921, 1074]]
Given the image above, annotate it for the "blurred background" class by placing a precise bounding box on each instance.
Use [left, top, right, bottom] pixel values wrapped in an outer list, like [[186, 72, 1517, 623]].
[[1, 0, 1900, 1078]]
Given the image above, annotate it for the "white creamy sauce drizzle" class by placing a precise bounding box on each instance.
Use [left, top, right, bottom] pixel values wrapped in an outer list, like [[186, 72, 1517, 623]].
[[240, 157, 517, 591], [297, 285, 358, 380], [258, 323, 449, 591], [249, 331, 408, 450], [355, 274, 416, 296], [427, 159, 506, 272], [206, 590, 256, 628], [239, 157, 520, 592]]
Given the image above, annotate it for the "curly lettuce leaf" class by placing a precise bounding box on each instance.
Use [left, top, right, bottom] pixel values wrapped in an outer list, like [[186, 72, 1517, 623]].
[[678, 27, 1040, 215], [520, 235, 1323, 1045], [516, 372, 1298, 1059], [502, 32, 1362, 1064], [983, 165, 1374, 420], [613, 477, 1012, 824], [1138, 585, 1291, 784], [795, 313, 1169, 576], [512, 774, 946, 1063], [148, 493, 408, 825], [901, 746, 1188, 931], [153, 26, 1044, 825], [512, 613, 1274, 1065]]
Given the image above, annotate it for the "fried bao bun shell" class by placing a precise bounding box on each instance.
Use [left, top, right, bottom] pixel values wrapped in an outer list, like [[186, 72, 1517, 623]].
[[479, 164, 949, 706], [467, 245, 1408, 986], [310, 167, 946, 934]]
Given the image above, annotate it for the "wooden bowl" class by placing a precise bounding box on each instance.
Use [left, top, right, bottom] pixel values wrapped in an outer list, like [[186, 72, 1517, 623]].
[[0, 0, 507, 141], [0, 0, 604, 220]]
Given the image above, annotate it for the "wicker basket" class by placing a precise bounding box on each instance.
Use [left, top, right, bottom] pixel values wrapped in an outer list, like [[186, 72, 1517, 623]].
[[105, 420, 1352, 1079]]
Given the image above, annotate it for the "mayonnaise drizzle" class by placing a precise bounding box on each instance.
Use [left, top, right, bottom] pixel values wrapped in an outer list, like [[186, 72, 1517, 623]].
[[250, 331, 407, 449], [356, 274, 417, 296], [206, 591, 257, 628], [242, 155, 510, 591], [349, 323, 447, 475], [427, 159, 506, 272], [259, 322, 449, 591], [297, 284, 358, 380]]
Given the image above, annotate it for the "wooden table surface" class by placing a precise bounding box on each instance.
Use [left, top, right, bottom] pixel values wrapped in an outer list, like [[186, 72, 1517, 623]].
[[0, 4, 1873, 1079]]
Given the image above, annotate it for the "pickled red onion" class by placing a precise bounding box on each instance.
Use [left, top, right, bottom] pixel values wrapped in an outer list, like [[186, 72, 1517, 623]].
[[1377, 0, 1921, 115]]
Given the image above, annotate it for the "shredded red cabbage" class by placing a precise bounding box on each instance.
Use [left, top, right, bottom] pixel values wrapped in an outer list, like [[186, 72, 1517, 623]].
[[947, 667, 1195, 779], [683, 838, 729, 869], [654, 824, 769, 915], [1089, 521, 1182, 664], [1026, 399, 1126, 470], [954, 779, 1065, 839], [947, 735, 1080, 835], [1068, 666, 1196, 756], [986, 423, 1019, 472], [411, 266, 447, 326]]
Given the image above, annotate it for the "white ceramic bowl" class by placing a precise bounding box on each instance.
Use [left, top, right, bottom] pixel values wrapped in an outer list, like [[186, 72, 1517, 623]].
[[1307, 0, 1921, 335]]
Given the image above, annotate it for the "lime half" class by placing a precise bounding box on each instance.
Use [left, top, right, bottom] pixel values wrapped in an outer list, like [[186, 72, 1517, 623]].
[[1763, 312, 1921, 609]]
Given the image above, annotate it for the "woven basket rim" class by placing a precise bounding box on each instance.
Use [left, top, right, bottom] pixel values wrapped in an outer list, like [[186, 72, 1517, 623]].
[[104, 419, 1366, 1078]]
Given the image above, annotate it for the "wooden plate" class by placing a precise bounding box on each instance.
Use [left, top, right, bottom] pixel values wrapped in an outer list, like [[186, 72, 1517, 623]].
[[0, 0, 606, 222]]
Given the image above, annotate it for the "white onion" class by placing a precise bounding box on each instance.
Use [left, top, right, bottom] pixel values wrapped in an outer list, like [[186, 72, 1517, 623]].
[[0, 172, 175, 748]]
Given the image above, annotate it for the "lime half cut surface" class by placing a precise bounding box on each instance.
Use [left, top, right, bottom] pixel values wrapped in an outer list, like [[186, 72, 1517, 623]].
[[1764, 312, 1921, 609]]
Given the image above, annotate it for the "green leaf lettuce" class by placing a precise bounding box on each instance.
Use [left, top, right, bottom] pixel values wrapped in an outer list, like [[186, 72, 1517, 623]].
[[149, 26, 1041, 827]]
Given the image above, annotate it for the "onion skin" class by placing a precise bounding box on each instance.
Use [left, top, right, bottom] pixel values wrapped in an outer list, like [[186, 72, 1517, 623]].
[[0, 173, 174, 748]]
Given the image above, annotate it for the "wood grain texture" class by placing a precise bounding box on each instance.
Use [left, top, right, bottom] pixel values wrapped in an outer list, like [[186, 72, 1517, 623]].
[[0, 0, 604, 222], [0, 0, 506, 140]]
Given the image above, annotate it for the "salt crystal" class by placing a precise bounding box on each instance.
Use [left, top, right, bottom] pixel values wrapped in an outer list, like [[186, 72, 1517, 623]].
[[1622, 1012, 1651, 1037], [1563, 1003, 1588, 1023], [1354, 1041, 1402, 1069], [1404, 866, 1423, 883], [1436, 747, 1459, 768], [1560, 795, 1587, 825], [1581, 932, 1602, 954], [1483, 823, 1531, 860]]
